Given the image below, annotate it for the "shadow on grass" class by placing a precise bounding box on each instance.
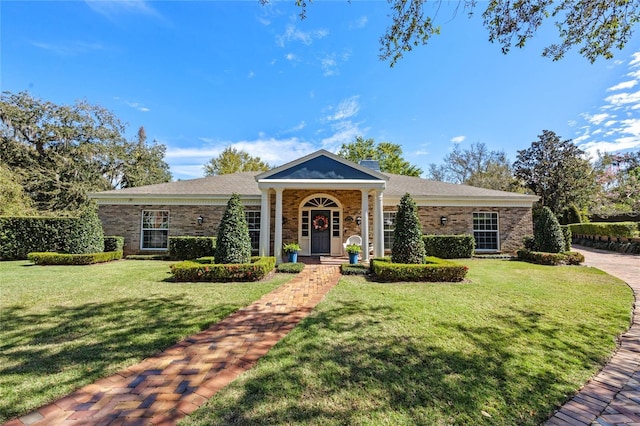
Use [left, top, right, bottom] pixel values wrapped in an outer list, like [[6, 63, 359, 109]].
[[0, 297, 239, 422], [184, 300, 611, 426]]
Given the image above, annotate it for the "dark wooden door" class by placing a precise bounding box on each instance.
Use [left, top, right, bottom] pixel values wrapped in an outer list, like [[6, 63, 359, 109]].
[[311, 210, 331, 254]]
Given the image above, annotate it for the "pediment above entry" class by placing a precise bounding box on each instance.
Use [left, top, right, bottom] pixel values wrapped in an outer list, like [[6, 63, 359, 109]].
[[256, 149, 387, 191]]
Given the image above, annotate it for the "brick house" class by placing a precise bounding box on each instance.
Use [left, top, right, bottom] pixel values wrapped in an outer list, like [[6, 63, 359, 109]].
[[91, 150, 538, 261]]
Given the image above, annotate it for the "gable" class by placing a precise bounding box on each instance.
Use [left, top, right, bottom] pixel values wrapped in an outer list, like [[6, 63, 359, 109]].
[[257, 149, 387, 181]]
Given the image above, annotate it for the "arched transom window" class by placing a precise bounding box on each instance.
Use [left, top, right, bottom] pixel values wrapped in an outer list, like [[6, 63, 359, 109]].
[[304, 197, 338, 208]]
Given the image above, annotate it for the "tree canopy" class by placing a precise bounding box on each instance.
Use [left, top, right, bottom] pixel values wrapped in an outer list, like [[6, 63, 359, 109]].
[[593, 151, 640, 214], [277, 0, 639, 65], [0, 91, 171, 213], [513, 130, 597, 215], [427, 142, 519, 191], [338, 136, 423, 176], [203, 147, 270, 176]]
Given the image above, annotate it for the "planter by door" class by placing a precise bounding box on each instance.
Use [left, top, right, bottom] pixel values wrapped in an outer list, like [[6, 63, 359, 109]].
[[288, 252, 298, 263], [348, 252, 358, 264]]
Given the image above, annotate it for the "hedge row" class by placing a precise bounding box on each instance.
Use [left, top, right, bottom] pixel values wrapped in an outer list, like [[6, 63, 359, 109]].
[[370, 256, 468, 282], [569, 222, 639, 238], [169, 256, 276, 282], [27, 251, 123, 265], [339, 264, 369, 275], [0, 210, 104, 260], [516, 249, 585, 266], [104, 236, 124, 252], [423, 234, 475, 258], [573, 236, 640, 254], [169, 236, 216, 260]]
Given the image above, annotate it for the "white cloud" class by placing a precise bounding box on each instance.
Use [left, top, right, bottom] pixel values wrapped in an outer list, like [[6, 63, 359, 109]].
[[285, 53, 298, 62], [450, 136, 465, 144], [276, 23, 328, 48], [248, 71, 256, 79], [320, 55, 338, 77], [608, 80, 637, 91], [349, 16, 368, 30], [85, 0, 163, 20], [325, 96, 360, 121], [113, 97, 150, 112], [576, 50, 640, 158], [31, 41, 106, 56], [282, 121, 307, 133]]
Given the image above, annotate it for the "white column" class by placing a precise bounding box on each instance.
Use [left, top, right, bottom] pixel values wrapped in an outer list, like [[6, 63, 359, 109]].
[[274, 188, 284, 263], [360, 189, 370, 262], [259, 189, 270, 256], [374, 189, 384, 257]]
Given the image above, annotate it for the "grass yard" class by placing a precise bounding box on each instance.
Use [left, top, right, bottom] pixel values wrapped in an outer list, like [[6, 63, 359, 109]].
[[181, 259, 633, 426], [0, 259, 289, 423]]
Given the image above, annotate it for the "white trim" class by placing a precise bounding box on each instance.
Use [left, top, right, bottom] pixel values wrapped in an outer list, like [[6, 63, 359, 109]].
[[299, 194, 342, 256], [257, 179, 385, 191], [93, 195, 261, 206], [384, 196, 537, 208]]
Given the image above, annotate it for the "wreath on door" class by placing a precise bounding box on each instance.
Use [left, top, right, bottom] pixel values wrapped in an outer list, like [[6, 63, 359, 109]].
[[313, 214, 329, 232]]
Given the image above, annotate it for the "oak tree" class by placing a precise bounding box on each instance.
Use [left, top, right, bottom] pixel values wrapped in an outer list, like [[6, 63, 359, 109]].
[[203, 146, 270, 176], [338, 136, 422, 176]]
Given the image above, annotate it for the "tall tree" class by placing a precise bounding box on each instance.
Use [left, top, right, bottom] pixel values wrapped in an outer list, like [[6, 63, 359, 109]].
[[427, 142, 519, 191], [0, 164, 35, 216], [278, 0, 640, 65], [593, 151, 640, 214], [338, 136, 422, 176], [0, 91, 172, 212], [203, 147, 270, 176], [513, 130, 597, 216]]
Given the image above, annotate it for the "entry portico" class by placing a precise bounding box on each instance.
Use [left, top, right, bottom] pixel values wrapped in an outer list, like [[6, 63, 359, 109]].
[[255, 150, 387, 263]]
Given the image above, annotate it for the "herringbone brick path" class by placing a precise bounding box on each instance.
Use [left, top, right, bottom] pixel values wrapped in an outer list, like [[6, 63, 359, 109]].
[[4, 265, 341, 426]]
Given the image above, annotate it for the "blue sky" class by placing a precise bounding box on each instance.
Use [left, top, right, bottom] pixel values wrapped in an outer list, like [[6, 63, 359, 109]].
[[2, 1, 639, 181]]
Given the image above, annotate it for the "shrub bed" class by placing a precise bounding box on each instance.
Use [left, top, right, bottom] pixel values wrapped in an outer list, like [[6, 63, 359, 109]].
[[104, 236, 124, 252], [569, 222, 639, 238], [370, 256, 468, 282], [170, 256, 276, 282], [277, 262, 305, 273], [516, 249, 585, 266], [169, 236, 216, 260], [340, 264, 369, 276], [423, 234, 475, 258], [573, 236, 640, 255], [27, 251, 123, 265]]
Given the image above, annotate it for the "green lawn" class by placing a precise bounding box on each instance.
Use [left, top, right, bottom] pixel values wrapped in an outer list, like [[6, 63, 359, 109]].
[[181, 259, 633, 426], [0, 259, 289, 423]]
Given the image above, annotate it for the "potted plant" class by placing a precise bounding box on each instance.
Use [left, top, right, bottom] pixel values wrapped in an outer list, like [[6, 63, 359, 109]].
[[283, 242, 301, 263], [345, 243, 361, 264]]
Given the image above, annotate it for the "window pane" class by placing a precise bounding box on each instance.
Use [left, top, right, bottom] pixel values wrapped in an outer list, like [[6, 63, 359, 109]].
[[142, 210, 169, 249], [472, 212, 498, 250], [383, 212, 396, 251]]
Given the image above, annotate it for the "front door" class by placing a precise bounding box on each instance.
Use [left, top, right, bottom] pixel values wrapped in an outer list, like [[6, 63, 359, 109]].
[[310, 210, 331, 254]]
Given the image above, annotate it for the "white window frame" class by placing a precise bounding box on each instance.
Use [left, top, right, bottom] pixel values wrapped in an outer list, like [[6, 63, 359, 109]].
[[245, 211, 261, 254], [383, 211, 396, 251], [141, 210, 170, 250], [473, 212, 500, 252]]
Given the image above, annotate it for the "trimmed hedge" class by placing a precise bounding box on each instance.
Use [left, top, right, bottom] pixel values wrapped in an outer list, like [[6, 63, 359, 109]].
[[169, 236, 216, 260], [573, 236, 640, 254], [277, 262, 305, 273], [170, 256, 276, 282], [560, 226, 572, 251], [340, 264, 369, 276], [0, 210, 104, 260], [104, 236, 124, 252], [569, 222, 639, 238], [125, 254, 171, 260], [423, 234, 475, 258], [27, 251, 123, 265], [370, 256, 468, 282], [516, 249, 584, 266]]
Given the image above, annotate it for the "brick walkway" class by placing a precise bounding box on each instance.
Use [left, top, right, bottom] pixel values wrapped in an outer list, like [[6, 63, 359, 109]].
[[546, 246, 640, 426], [4, 264, 341, 426]]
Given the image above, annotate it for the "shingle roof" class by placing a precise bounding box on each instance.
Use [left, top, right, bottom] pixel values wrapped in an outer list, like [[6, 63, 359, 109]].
[[91, 170, 536, 203]]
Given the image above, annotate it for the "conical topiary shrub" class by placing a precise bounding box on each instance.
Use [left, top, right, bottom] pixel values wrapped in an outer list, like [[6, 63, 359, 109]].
[[215, 193, 252, 264], [534, 206, 566, 253], [392, 193, 426, 264]]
